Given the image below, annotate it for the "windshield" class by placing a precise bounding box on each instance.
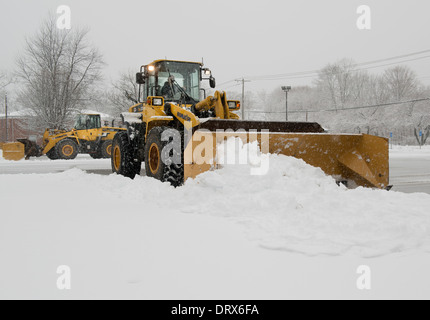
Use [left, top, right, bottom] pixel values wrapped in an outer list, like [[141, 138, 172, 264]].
[[146, 61, 200, 103], [74, 115, 101, 130]]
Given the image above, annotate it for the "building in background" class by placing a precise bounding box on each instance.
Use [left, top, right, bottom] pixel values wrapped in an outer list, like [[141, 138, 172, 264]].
[[0, 110, 38, 143]]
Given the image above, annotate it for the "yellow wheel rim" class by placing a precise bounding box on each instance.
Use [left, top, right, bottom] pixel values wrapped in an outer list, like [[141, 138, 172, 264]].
[[113, 145, 121, 171], [106, 144, 112, 156], [62, 144, 73, 157], [149, 143, 160, 174]]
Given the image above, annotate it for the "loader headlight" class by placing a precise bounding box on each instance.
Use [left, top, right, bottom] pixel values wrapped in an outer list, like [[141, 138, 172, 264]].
[[152, 98, 163, 106], [147, 65, 155, 72], [227, 100, 241, 110]]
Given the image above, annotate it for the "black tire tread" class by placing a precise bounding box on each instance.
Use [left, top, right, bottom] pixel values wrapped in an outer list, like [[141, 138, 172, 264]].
[[145, 126, 184, 187], [46, 148, 59, 160], [101, 140, 113, 159], [111, 132, 141, 179], [56, 139, 79, 160]]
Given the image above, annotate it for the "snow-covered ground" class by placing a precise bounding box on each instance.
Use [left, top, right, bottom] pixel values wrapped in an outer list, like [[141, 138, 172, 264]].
[[1, 143, 430, 299]]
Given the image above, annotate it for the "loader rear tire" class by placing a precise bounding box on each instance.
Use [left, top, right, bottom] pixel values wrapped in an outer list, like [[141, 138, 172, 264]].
[[91, 140, 111, 159], [56, 139, 78, 160], [101, 140, 113, 159], [111, 132, 141, 179], [144, 127, 184, 187]]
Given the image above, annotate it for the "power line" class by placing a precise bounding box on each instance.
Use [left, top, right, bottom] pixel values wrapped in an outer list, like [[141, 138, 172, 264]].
[[295, 98, 430, 113], [246, 98, 430, 114], [222, 83, 241, 90], [247, 55, 430, 81], [249, 49, 430, 80], [235, 78, 251, 119], [216, 80, 236, 87], [217, 49, 430, 85], [247, 49, 430, 81]]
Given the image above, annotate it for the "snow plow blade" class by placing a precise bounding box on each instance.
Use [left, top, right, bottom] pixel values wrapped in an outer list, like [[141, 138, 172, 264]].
[[184, 120, 389, 189], [1, 142, 26, 161], [1, 139, 41, 161]]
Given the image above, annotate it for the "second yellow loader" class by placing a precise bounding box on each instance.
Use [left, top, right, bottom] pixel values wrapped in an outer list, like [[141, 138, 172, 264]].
[[2, 113, 125, 161]]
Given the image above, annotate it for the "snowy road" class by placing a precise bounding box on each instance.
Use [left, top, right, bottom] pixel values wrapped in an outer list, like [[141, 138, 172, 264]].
[[390, 147, 430, 194], [0, 154, 113, 175]]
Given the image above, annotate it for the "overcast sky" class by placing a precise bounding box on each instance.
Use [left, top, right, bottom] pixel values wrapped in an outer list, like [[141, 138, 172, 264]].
[[1, 0, 430, 93]]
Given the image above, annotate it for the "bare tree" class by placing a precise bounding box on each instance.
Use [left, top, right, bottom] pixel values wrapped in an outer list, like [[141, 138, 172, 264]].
[[315, 59, 367, 109], [0, 71, 13, 91], [106, 70, 140, 116], [0, 70, 13, 103], [16, 15, 104, 130], [414, 126, 430, 146], [383, 65, 418, 101], [364, 74, 390, 105]]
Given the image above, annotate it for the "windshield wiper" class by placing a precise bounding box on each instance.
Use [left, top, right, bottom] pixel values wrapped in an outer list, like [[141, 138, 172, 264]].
[[172, 81, 198, 104], [165, 68, 198, 104]]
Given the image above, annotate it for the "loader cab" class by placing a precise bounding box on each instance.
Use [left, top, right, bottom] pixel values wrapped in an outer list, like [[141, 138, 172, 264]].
[[136, 60, 216, 104], [74, 114, 101, 131]]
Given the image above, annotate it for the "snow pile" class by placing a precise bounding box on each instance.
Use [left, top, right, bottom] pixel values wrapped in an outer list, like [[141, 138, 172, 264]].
[[1, 139, 430, 259], [178, 139, 430, 257], [2, 140, 430, 298]]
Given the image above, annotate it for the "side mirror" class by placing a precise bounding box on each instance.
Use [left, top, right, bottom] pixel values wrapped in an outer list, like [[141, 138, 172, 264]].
[[136, 72, 146, 84], [209, 76, 216, 89]]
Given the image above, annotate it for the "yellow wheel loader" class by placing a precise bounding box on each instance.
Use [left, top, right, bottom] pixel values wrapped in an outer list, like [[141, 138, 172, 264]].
[[111, 59, 390, 189], [3, 114, 125, 161]]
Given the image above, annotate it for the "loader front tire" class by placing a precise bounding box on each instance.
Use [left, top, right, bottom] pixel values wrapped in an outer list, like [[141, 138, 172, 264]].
[[56, 139, 78, 160], [46, 148, 59, 160], [90, 152, 102, 159], [111, 132, 141, 179], [144, 127, 184, 187]]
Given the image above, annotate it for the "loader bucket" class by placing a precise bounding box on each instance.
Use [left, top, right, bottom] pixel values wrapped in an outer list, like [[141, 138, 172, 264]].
[[184, 120, 389, 189], [1, 142, 25, 161], [16, 139, 42, 159]]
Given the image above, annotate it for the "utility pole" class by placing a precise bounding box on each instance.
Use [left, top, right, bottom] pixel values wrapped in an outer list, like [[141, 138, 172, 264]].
[[4, 94, 8, 142], [236, 78, 251, 120], [281, 86, 292, 121]]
